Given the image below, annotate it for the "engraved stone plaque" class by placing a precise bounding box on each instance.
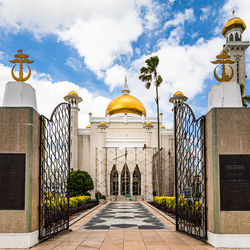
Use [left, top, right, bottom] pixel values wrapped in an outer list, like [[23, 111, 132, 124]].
[[0, 153, 25, 210], [220, 155, 250, 211]]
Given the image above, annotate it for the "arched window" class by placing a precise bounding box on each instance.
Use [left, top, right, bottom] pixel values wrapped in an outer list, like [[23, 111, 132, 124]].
[[229, 33, 234, 41], [121, 164, 130, 195], [235, 32, 240, 41], [110, 165, 118, 195], [133, 165, 141, 195]]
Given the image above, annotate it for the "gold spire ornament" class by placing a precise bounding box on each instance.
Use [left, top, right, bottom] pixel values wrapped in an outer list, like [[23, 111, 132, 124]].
[[9, 49, 34, 82], [211, 50, 235, 82]]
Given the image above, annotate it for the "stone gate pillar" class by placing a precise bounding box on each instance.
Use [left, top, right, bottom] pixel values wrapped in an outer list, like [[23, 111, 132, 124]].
[[0, 107, 40, 248], [206, 108, 250, 248]]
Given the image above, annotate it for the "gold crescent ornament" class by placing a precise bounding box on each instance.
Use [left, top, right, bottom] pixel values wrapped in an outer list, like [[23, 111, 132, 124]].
[[213, 64, 234, 82], [211, 50, 235, 82], [9, 50, 34, 82]]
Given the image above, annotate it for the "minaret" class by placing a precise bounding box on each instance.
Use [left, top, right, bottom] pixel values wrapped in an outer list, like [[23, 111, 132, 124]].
[[64, 91, 82, 170], [222, 11, 250, 96], [169, 91, 188, 106]]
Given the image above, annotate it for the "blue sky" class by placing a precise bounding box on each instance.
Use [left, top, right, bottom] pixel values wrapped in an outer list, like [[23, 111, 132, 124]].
[[0, 0, 249, 127]]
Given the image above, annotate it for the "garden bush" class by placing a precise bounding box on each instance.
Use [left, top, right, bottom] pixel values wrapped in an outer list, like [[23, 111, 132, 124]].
[[44, 192, 91, 211], [152, 195, 202, 225], [67, 169, 94, 197]]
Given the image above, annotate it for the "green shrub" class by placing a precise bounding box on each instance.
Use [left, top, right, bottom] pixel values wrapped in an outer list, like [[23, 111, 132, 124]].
[[153, 195, 202, 216], [100, 194, 106, 200], [67, 169, 94, 197], [44, 192, 91, 210]]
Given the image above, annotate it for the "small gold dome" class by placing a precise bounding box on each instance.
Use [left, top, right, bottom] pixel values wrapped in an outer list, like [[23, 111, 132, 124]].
[[68, 90, 78, 96], [86, 125, 91, 128], [100, 121, 106, 125], [106, 94, 146, 116], [222, 17, 246, 36], [174, 91, 184, 97], [145, 122, 151, 125], [161, 125, 165, 129]]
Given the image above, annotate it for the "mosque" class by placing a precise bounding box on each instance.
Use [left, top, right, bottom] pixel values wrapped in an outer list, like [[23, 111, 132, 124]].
[[62, 13, 249, 201], [64, 79, 176, 200]]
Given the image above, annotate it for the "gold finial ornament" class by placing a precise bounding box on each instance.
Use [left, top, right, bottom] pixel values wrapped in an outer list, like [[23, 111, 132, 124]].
[[9, 49, 34, 82], [211, 50, 235, 82]]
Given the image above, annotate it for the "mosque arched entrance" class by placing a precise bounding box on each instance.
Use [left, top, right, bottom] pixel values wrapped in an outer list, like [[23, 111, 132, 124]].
[[110, 165, 119, 195], [95, 147, 154, 200], [133, 165, 141, 195], [121, 164, 130, 195]]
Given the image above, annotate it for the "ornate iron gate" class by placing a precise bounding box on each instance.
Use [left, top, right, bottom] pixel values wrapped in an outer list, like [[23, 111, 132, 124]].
[[39, 103, 71, 240], [174, 103, 207, 240]]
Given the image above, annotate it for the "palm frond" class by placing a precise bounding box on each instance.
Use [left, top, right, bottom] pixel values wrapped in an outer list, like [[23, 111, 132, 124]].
[[245, 95, 250, 104], [139, 74, 149, 82], [145, 82, 151, 89], [139, 55, 162, 91], [156, 75, 163, 87], [140, 66, 149, 74], [240, 83, 245, 96]]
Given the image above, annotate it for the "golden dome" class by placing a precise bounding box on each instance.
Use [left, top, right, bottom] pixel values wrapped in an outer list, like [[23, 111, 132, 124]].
[[68, 90, 78, 96], [145, 122, 151, 125], [222, 17, 246, 36], [86, 125, 91, 128], [100, 121, 106, 125], [161, 125, 165, 129], [173, 91, 184, 97], [106, 94, 146, 116]]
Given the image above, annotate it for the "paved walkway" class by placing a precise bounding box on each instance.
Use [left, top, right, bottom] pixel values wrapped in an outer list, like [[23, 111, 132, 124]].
[[29, 202, 229, 249], [80, 202, 168, 230]]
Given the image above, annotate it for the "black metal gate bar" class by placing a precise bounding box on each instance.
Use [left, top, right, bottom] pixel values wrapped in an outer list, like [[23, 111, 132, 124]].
[[174, 103, 207, 241], [39, 103, 71, 240]]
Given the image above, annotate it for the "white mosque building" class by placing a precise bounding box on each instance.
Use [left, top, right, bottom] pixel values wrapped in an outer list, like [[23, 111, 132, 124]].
[[64, 79, 176, 200]]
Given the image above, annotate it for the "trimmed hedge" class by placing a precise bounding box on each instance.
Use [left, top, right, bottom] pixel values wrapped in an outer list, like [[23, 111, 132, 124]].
[[152, 196, 202, 226], [44, 192, 91, 211]]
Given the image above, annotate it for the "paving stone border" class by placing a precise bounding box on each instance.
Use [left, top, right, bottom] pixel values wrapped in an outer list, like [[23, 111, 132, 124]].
[[69, 203, 103, 226], [145, 201, 176, 225]]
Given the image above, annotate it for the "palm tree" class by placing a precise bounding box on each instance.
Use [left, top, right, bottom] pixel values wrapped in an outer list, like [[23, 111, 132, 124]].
[[139, 56, 163, 195], [240, 83, 250, 107]]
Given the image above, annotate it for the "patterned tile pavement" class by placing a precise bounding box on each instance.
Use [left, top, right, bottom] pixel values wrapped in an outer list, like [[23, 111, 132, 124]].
[[80, 202, 168, 230], [17, 201, 244, 250]]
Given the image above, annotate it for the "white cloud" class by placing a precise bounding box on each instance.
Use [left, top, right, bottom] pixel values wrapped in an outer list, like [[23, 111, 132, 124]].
[[0, 63, 110, 127], [164, 8, 195, 29], [104, 65, 127, 91], [191, 32, 199, 40], [57, 15, 141, 76], [0, 0, 157, 76], [200, 6, 211, 21], [0, 51, 4, 60], [65, 57, 83, 72], [167, 26, 185, 45]]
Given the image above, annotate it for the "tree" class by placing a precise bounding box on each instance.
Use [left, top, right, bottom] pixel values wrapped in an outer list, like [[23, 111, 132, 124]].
[[240, 83, 250, 107], [67, 169, 94, 197], [139, 56, 163, 195]]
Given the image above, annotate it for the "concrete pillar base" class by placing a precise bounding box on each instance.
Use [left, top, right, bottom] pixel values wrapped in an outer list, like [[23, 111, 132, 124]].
[[3, 81, 37, 111], [0, 230, 39, 248], [208, 81, 242, 111], [207, 231, 250, 248]]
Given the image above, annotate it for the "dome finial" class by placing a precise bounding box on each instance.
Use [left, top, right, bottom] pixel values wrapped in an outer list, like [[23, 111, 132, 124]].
[[232, 9, 236, 17], [122, 76, 130, 95]]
